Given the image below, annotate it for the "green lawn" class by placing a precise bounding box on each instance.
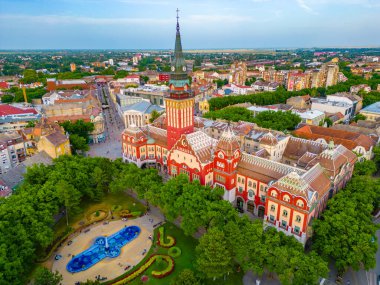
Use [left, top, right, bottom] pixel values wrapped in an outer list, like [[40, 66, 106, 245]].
[[53, 192, 146, 240], [127, 222, 243, 285]]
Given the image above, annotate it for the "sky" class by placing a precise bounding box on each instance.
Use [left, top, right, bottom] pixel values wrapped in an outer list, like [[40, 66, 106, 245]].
[[0, 0, 380, 49]]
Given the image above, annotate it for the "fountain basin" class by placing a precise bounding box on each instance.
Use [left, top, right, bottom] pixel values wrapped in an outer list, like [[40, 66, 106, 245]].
[[66, 225, 141, 273]]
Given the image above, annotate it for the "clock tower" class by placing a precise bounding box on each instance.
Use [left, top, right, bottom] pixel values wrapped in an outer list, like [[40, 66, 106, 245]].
[[165, 9, 194, 149]]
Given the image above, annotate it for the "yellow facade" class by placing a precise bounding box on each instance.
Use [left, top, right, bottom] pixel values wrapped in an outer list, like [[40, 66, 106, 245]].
[[37, 136, 71, 159], [199, 99, 210, 113]]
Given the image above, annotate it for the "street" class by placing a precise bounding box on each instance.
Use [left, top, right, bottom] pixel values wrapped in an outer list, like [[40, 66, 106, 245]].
[[87, 84, 124, 160]]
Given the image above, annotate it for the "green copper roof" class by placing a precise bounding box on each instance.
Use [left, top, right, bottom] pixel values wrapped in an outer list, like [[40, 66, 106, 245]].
[[170, 10, 189, 84]]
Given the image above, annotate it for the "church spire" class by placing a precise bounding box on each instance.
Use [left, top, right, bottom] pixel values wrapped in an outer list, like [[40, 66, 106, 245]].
[[170, 9, 189, 87]]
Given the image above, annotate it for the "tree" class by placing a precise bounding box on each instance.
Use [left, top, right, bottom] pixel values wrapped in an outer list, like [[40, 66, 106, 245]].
[[353, 113, 367, 122], [56, 180, 81, 226], [1, 94, 14, 103], [313, 177, 379, 274], [33, 267, 62, 285], [60, 120, 94, 139], [149, 109, 162, 123], [252, 110, 301, 131], [170, 269, 201, 285], [69, 134, 89, 154], [114, 70, 129, 79], [353, 160, 377, 176], [196, 227, 233, 280]]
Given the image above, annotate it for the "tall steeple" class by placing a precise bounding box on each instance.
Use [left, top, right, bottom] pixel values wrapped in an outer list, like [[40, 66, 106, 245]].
[[165, 10, 195, 149], [168, 9, 192, 99]]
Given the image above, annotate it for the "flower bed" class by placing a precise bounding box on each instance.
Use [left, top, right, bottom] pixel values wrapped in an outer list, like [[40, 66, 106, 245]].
[[151, 255, 175, 279], [85, 208, 108, 223], [110, 254, 174, 285], [157, 227, 176, 248], [167, 246, 181, 258]]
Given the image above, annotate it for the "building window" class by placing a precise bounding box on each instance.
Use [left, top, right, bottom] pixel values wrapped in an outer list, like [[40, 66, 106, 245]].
[[271, 191, 277, 198], [282, 210, 288, 217], [238, 177, 241, 183], [260, 195, 266, 203], [193, 174, 199, 181], [171, 166, 177, 175], [294, 226, 300, 234], [295, 215, 301, 223], [283, 195, 290, 202], [238, 186, 243, 193], [281, 220, 287, 228], [215, 174, 226, 183], [180, 169, 190, 176], [269, 215, 275, 222], [248, 190, 254, 198], [248, 181, 252, 187], [270, 205, 275, 212]]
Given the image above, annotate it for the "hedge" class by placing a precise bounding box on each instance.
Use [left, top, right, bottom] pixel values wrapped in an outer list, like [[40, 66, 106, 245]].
[[157, 227, 176, 248], [168, 246, 181, 258], [110, 255, 174, 284], [151, 255, 175, 279]]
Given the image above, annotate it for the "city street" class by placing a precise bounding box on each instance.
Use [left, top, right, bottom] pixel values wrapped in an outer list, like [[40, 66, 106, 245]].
[[87, 85, 125, 160]]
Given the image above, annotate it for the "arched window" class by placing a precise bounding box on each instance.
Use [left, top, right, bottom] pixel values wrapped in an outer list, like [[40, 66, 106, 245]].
[[283, 195, 290, 202], [271, 191, 277, 198], [295, 215, 301, 222], [296, 200, 304, 208]]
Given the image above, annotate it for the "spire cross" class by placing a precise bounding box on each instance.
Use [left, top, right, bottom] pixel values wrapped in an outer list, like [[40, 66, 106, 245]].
[[176, 8, 180, 32]]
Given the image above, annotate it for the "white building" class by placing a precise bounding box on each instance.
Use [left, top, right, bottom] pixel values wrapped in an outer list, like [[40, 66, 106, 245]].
[[0, 132, 27, 174], [294, 110, 325, 126], [251, 81, 280, 92], [223, 83, 253, 95], [311, 99, 353, 122], [121, 101, 164, 128]]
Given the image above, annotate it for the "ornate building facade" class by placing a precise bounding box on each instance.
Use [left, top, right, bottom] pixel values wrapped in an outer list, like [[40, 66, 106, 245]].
[[121, 15, 357, 245]]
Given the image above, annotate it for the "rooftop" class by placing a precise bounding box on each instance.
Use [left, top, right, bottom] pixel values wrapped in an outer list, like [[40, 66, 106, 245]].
[[361, 102, 380, 114]]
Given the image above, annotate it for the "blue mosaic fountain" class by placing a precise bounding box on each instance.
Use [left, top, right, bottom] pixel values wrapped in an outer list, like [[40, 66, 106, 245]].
[[66, 225, 141, 273]]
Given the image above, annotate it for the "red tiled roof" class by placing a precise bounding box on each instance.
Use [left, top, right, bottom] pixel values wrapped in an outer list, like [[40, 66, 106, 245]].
[[0, 82, 9, 89], [0, 104, 38, 116], [293, 125, 376, 151]]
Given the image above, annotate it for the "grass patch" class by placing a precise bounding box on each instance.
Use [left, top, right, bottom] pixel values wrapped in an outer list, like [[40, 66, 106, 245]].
[[53, 192, 146, 240], [128, 222, 243, 285]]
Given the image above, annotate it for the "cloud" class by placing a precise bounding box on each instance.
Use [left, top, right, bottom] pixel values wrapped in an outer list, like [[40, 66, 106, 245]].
[[187, 14, 255, 23], [0, 14, 172, 25], [296, 0, 318, 14]]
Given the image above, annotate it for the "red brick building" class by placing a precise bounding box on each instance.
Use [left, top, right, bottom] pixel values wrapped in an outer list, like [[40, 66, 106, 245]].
[[121, 15, 357, 245]]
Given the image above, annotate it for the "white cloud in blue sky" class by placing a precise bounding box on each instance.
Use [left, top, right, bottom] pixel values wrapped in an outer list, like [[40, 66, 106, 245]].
[[0, 0, 379, 49]]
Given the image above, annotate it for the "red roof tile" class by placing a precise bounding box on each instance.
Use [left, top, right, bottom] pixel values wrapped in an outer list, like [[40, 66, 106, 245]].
[[0, 104, 38, 116]]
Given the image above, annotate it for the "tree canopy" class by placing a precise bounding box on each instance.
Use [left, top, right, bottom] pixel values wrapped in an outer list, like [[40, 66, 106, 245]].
[[204, 108, 301, 131]]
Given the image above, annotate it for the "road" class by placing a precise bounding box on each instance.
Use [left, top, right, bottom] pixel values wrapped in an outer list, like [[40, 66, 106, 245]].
[[87, 84, 124, 160]]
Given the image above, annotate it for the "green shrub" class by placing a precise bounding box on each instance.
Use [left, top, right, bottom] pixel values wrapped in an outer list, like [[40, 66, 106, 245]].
[[168, 246, 181, 258], [158, 227, 176, 248]]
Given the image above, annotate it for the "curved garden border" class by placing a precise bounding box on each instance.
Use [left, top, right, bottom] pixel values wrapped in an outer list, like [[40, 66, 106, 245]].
[[109, 255, 174, 284], [157, 227, 176, 248], [168, 246, 181, 258]]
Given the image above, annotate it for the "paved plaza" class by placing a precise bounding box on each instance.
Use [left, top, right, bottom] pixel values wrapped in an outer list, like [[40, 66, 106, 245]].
[[52, 215, 162, 284]]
